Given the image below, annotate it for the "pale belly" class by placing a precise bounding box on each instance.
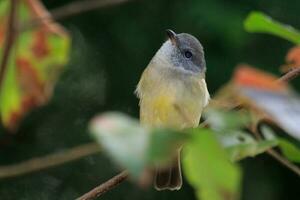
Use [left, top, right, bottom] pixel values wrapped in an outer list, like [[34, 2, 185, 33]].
[[139, 84, 205, 129]]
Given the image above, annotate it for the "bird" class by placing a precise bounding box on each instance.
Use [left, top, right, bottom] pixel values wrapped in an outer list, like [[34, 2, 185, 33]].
[[135, 29, 210, 190]]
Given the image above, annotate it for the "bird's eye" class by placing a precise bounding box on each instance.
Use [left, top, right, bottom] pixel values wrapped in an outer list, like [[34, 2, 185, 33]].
[[184, 51, 192, 58]]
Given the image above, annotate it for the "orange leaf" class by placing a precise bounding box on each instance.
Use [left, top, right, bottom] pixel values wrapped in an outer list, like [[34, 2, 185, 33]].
[[0, 0, 70, 131], [233, 64, 288, 92], [286, 46, 300, 67], [31, 30, 50, 58]]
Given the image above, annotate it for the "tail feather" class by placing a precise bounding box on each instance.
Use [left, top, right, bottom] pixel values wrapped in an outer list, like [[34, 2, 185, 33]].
[[154, 151, 182, 191]]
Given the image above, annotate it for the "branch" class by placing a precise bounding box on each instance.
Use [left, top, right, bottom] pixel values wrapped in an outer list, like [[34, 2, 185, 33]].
[[21, 0, 134, 30], [76, 170, 129, 200], [0, 143, 100, 179], [266, 148, 300, 176], [250, 125, 300, 177], [0, 0, 18, 90], [277, 67, 300, 83]]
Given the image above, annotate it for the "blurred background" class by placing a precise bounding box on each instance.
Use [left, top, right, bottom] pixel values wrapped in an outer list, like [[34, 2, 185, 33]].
[[0, 0, 300, 199]]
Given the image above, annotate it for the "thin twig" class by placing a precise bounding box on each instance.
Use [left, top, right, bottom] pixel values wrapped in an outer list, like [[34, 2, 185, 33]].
[[277, 67, 300, 83], [0, 0, 18, 90], [251, 125, 300, 177], [21, 0, 134, 30], [266, 68, 300, 175], [266, 148, 300, 176], [0, 143, 100, 179], [76, 170, 129, 200]]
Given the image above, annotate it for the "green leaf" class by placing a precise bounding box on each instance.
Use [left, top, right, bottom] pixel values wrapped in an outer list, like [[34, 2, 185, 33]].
[[244, 11, 300, 44], [0, 0, 70, 130], [219, 130, 278, 161], [183, 129, 241, 200], [89, 112, 188, 178], [204, 108, 251, 132], [90, 112, 149, 178], [147, 128, 188, 166], [204, 109, 278, 161], [278, 139, 300, 163]]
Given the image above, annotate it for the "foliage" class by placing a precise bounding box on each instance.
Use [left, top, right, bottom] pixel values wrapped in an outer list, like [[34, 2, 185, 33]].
[[90, 112, 187, 178], [0, 0, 70, 130], [183, 129, 241, 200], [278, 139, 300, 163], [0, 1, 300, 200], [244, 11, 300, 44], [90, 112, 242, 200], [88, 10, 300, 200], [205, 109, 278, 161]]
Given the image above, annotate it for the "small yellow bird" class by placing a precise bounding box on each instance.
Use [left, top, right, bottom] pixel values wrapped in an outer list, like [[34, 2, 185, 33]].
[[136, 30, 210, 190]]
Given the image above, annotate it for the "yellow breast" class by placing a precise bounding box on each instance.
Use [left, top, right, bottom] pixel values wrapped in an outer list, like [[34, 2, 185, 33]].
[[136, 65, 209, 129]]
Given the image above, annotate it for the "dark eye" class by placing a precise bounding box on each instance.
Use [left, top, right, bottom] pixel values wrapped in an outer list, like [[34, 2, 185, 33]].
[[184, 50, 192, 58]]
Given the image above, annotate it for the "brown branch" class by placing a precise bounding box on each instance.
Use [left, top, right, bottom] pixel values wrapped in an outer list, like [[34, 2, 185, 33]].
[[76, 170, 129, 200], [0, 143, 100, 179], [277, 67, 300, 83], [266, 148, 300, 176], [0, 0, 18, 90], [250, 126, 300, 177], [21, 0, 134, 30], [266, 68, 300, 175]]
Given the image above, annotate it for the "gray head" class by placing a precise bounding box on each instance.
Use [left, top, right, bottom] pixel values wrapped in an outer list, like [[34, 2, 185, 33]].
[[154, 30, 206, 75]]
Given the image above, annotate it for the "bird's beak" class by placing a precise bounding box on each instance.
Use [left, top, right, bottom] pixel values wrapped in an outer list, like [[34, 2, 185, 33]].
[[166, 29, 177, 46]]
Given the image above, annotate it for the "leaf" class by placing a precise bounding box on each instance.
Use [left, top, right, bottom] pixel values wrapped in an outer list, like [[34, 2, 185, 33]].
[[90, 112, 149, 178], [226, 65, 300, 141], [0, 0, 70, 130], [183, 129, 241, 200], [244, 11, 300, 44], [147, 128, 188, 166], [278, 139, 300, 163], [204, 106, 278, 161], [260, 125, 300, 163], [239, 75, 300, 141], [282, 46, 300, 72], [219, 130, 278, 161], [89, 112, 188, 178], [204, 108, 251, 132]]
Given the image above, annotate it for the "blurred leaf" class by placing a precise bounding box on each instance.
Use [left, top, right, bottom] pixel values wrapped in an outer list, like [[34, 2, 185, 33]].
[[89, 112, 188, 178], [90, 112, 149, 178], [279, 139, 300, 163], [234, 66, 300, 141], [0, 0, 70, 130], [183, 129, 241, 200], [261, 125, 300, 163], [219, 129, 278, 161], [282, 46, 300, 72], [204, 107, 278, 161], [233, 64, 288, 92], [204, 108, 251, 132], [214, 65, 300, 141], [147, 128, 188, 166], [244, 11, 300, 44]]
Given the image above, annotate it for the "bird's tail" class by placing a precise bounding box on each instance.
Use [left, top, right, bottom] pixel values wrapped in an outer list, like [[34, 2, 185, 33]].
[[154, 151, 182, 191]]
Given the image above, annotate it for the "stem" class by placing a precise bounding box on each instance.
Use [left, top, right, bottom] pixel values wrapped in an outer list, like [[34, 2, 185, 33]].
[[251, 126, 300, 177], [0, 143, 100, 179], [277, 67, 300, 83], [21, 0, 134, 30], [266, 148, 300, 176], [0, 0, 18, 90], [76, 170, 129, 200]]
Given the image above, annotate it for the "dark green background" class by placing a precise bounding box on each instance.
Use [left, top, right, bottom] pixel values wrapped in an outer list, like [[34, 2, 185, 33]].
[[0, 0, 300, 199]]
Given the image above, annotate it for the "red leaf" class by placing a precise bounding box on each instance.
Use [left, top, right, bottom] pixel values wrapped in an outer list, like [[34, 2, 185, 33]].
[[0, 0, 70, 131], [31, 30, 50, 58], [16, 57, 46, 104], [286, 46, 300, 67], [233, 64, 288, 92]]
